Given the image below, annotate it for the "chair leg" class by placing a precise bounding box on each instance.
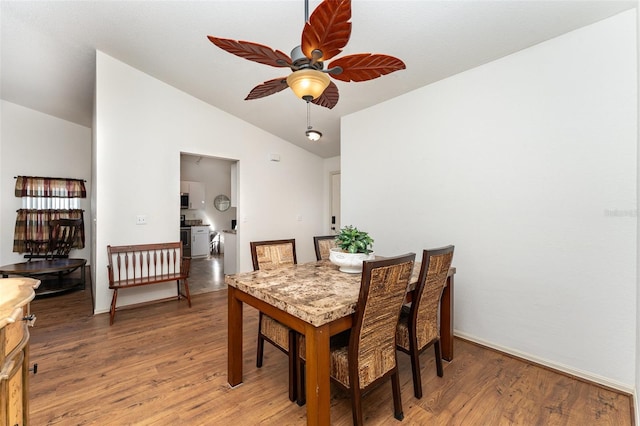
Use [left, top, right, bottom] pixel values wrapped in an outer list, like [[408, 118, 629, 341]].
[[296, 358, 306, 406], [256, 314, 265, 368], [434, 340, 444, 377], [256, 334, 265, 368], [391, 370, 404, 421], [350, 385, 364, 426], [410, 344, 423, 399]]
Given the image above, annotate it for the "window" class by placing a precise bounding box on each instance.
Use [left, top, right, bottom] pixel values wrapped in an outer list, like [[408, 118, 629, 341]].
[[13, 176, 86, 255]]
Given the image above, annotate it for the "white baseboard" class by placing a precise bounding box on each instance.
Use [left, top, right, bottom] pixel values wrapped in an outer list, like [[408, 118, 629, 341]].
[[454, 331, 634, 394]]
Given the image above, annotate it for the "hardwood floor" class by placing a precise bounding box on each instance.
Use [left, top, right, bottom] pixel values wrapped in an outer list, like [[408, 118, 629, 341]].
[[187, 254, 226, 295], [27, 273, 634, 425]]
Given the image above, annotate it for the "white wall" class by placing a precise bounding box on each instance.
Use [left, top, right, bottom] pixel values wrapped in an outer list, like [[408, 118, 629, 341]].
[[342, 11, 636, 390], [94, 52, 325, 314], [0, 100, 92, 265]]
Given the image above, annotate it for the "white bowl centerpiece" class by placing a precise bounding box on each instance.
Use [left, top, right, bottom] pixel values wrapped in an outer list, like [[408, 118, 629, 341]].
[[329, 225, 375, 273]]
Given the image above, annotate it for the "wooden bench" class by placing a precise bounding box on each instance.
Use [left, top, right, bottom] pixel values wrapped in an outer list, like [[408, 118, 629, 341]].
[[107, 242, 191, 325]]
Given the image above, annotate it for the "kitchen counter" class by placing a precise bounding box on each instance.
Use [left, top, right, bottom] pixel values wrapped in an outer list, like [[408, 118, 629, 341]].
[[223, 231, 237, 274]]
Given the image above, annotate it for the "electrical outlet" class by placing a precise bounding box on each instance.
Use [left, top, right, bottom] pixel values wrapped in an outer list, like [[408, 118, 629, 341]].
[[136, 215, 147, 225]]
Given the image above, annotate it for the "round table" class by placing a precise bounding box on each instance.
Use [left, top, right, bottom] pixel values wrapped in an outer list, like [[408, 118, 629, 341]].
[[0, 258, 86, 296]]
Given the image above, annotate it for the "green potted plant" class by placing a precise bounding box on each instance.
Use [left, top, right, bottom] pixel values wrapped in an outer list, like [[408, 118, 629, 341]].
[[330, 225, 375, 273]]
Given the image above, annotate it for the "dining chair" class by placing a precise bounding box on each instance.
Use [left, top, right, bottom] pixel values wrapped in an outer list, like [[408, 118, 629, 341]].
[[250, 239, 298, 401], [313, 235, 336, 261], [297, 253, 416, 425], [395, 245, 454, 399]]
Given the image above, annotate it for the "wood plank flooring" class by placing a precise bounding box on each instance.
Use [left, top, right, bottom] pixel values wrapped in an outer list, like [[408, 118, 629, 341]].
[[27, 277, 634, 425]]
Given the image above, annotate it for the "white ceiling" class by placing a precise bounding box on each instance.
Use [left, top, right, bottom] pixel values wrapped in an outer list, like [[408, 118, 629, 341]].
[[1, 1, 635, 158]]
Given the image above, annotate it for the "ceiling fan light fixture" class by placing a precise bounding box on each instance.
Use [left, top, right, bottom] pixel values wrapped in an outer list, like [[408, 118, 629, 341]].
[[306, 129, 322, 141], [286, 69, 330, 101]]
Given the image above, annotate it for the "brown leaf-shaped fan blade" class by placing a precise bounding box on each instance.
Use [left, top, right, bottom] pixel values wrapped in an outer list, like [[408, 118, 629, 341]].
[[311, 81, 339, 109], [207, 36, 291, 68], [301, 0, 351, 61], [329, 53, 406, 82], [245, 77, 289, 100]]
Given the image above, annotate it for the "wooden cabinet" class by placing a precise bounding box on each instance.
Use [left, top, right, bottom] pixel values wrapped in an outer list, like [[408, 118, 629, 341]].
[[0, 278, 39, 426], [180, 181, 205, 210]]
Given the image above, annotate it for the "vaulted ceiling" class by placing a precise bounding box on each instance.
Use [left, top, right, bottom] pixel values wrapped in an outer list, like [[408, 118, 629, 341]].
[[1, 1, 635, 158]]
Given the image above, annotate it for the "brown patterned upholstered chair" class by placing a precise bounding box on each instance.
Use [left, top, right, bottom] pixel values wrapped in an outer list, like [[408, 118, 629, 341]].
[[313, 235, 336, 261], [250, 239, 298, 401], [298, 253, 416, 424], [396, 245, 454, 399]]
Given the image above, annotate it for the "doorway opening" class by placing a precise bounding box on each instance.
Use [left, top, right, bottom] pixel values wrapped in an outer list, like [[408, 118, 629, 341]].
[[180, 153, 238, 294]]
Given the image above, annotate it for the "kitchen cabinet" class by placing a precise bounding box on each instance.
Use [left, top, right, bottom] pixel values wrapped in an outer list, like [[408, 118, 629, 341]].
[[1, 278, 39, 426], [191, 226, 209, 258], [180, 181, 205, 210]]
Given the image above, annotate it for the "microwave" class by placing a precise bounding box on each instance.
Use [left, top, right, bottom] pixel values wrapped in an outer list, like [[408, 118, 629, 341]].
[[180, 193, 189, 209]]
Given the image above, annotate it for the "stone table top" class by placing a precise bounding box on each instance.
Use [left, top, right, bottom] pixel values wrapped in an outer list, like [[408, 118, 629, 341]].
[[225, 260, 422, 327]]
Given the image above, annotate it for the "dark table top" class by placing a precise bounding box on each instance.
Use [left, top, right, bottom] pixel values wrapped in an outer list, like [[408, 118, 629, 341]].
[[0, 258, 86, 275]]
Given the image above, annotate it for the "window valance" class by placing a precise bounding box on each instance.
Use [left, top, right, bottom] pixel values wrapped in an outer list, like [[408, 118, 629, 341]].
[[14, 176, 86, 198]]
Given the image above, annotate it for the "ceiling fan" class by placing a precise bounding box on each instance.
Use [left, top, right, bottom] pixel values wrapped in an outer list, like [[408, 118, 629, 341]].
[[207, 0, 406, 110]]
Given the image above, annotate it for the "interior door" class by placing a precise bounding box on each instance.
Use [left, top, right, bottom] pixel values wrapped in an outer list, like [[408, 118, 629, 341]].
[[330, 172, 340, 233]]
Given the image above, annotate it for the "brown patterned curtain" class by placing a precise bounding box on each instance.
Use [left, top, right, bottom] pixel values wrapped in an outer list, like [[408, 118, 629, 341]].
[[15, 176, 86, 198], [13, 176, 86, 254]]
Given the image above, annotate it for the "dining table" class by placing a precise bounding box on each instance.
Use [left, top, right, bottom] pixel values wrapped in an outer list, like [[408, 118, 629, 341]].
[[225, 259, 456, 426]]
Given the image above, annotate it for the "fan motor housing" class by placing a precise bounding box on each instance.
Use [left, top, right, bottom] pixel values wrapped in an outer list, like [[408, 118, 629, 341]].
[[290, 45, 324, 70]]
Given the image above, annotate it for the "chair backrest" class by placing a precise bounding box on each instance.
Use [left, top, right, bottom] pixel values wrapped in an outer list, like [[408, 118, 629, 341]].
[[48, 218, 83, 257], [313, 235, 336, 261], [411, 246, 455, 349], [250, 239, 297, 271], [349, 253, 416, 389]]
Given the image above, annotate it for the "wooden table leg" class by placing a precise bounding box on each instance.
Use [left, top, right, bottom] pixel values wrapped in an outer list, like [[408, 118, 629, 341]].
[[441, 274, 454, 361], [228, 286, 243, 387], [304, 323, 331, 426]]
